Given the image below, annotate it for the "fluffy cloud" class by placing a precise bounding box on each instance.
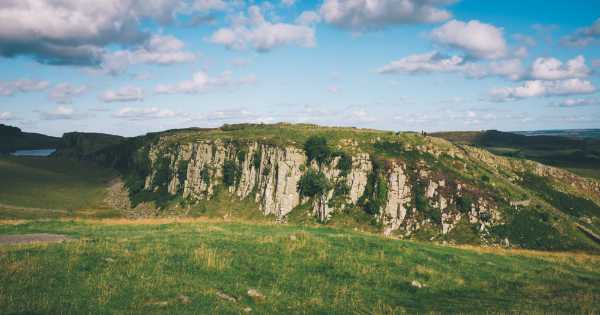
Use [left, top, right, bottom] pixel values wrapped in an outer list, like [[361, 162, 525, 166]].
[[489, 79, 596, 102], [38, 106, 88, 120], [0, 0, 188, 65], [561, 18, 600, 47], [319, 0, 453, 31], [112, 107, 179, 120], [0, 79, 49, 96], [209, 6, 316, 52], [378, 51, 524, 80], [530, 55, 590, 80], [48, 83, 87, 104], [100, 87, 144, 102], [97, 35, 196, 76], [430, 20, 507, 59], [155, 71, 256, 94], [282, 0, 297, 7]]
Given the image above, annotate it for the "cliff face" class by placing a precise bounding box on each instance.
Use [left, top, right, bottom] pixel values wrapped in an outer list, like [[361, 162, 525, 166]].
[[143, 138, 499, 237]]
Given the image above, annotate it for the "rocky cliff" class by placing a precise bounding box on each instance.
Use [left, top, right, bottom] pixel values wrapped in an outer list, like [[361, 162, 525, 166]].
[[142, 137, 502, 238], [62, 123, 600, 250]]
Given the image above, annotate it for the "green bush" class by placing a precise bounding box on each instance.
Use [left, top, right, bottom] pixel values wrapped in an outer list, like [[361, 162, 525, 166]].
[[359, 159, 388, 216], [223, 160, 240, 187], [252, 150, 262, 170], [456, 195, 474, 214], [304, 136, 332, 165], [336, 151, 352, 176], [200, 167, 211, 185], [298, 169, 330, 197], [152, 157, 171, 189], [177, 160, 189, 184]]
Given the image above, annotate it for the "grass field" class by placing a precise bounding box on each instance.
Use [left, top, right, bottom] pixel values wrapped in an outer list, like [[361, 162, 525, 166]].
[[0, 219, 599, 314], [0, 156, 119, 218]]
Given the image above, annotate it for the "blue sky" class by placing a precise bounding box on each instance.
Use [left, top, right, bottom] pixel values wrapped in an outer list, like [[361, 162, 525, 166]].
[[0, 0, 599, 136]]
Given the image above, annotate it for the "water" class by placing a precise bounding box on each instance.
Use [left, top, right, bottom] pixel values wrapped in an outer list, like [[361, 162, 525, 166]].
[[10, 149, 56, 157]]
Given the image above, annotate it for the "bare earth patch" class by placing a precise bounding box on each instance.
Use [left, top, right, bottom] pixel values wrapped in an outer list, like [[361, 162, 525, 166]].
[[0, 233, 74, 245]]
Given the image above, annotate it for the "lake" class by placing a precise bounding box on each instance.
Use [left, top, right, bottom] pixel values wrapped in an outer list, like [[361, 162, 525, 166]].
[[11, 149, 56, 157]]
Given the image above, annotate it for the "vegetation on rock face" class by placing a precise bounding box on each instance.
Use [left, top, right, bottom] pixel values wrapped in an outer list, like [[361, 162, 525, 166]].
[[336, 151, 352, 176], [304, 136, 332, 165], [223, 160, 240, 187], [298, 169, 330, 197], [360, 159, 389, 216]]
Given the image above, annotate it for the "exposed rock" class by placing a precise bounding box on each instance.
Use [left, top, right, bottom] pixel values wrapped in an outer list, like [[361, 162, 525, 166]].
[[411, 280, 425, 288], [216, 291, 237, 303], [247, 289, 265, 301]]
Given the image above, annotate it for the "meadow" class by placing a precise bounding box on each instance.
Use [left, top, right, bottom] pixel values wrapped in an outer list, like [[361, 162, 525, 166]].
[[1, 219, 600, 314]]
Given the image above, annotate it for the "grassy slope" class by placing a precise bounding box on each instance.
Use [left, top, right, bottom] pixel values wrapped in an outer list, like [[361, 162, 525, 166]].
[[1, 219, 599, 314], [0, 156, 118, 217], [431, 130, 600, 180]]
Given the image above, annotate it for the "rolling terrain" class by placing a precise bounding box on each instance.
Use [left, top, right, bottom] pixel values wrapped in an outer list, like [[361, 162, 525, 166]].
[[1, 123, 600, 314]]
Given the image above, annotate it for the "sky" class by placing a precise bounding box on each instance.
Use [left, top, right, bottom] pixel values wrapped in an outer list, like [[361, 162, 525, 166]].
[[0, 0, 599, 137]]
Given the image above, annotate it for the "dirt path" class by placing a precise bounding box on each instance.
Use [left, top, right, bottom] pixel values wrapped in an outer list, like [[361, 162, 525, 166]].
[[0, 233, 74, 245]]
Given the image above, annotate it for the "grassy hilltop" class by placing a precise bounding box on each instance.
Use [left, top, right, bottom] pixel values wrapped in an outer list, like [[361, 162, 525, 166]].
[[1, 123, 600, 314]]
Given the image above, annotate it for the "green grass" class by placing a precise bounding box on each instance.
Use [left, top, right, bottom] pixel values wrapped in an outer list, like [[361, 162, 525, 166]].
[[1, 219, 599, 314], [0, 156, 117, 212]]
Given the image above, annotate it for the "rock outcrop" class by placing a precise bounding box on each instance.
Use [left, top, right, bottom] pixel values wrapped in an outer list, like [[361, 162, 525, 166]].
[[143, 138, 498, 236]]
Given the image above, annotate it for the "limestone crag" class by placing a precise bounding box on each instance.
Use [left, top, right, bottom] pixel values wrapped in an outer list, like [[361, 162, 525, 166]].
[[143, 139, 499, 235]]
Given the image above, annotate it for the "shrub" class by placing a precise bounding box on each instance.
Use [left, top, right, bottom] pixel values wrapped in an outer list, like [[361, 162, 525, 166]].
[[304, 136, 332, 165], [298, 169, 331, 197], [177, 160, 189, 184], [480, 174, 490, 182], [359, 159, 388, 215], [200, 167, 211, 184], [237, 149, 247, 163], [252, 150, 262, 170], [223, 160, 240, 187], [456, 195, 474, 214], [152, 156, 171, 189], [336, 151, 352, 176]]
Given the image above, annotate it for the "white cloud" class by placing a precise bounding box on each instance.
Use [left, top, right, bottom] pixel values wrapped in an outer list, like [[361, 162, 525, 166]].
[[97, 35, 196, 75], [0, 112, 15, 121], [282, 0, 296, 7], [100, 87, 144, 103], [430, 19, 507, 59], [39, 106, 88, 120], [513, 34, 536, 47], [378, 51, 464, 74], [551, 97, 600, 108], [489, 79, 596, 102], [327, 85, 340, 93], [319, 0, 453, 31], [113, 107, 179, 120], [296, 11, 321, 26], [0, 0, 188, 65], [530, 55, 590, 80], [192, 0, 228, 11], [0, 79, 49, 96], [561, 18, 600, 47], [49, 83, 87, 104], [155, 71, 256, 94], [347, 109, 376, 122], [209, 5, 315, 52], [378, 51, 524, 80]]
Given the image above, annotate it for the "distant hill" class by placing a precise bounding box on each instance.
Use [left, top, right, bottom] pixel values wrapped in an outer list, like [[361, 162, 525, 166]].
[[53, 132, 126, 160], [515, 129, 600, 139], [0, 124, 60, 154], [431, 129, 600, 180]]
